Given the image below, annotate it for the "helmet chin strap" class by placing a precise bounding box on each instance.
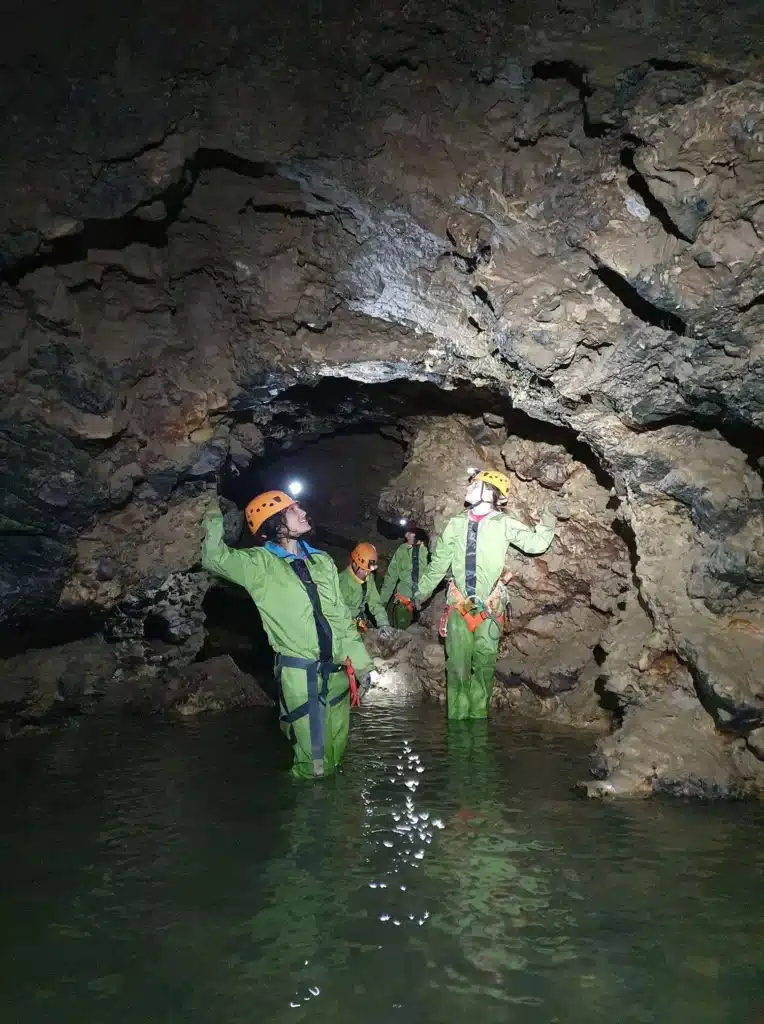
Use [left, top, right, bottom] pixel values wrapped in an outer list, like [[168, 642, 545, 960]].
[[466, 482, 495, 515]]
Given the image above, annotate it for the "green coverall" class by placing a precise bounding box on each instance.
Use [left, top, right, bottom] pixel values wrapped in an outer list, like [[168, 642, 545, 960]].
[[415, 509, 556, 720], [379, 541, 429, 628], [338, 566, 389, 630], [201, 509, 373, 779]]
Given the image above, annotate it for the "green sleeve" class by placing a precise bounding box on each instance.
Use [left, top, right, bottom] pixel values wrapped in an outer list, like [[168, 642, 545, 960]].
[[367, 574, 390, 628], [201, 509, 260, 590], [326, 561, 374, 675], [379, 546, 402, 606], [504, 512, 556, 555], [414, 519, 456, 602], [337, 568, 356, 616]]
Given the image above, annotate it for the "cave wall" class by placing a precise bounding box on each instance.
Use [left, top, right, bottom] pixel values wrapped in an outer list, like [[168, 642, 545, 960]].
[[0, 0, 763, 786], [380, 415, 764, 796]]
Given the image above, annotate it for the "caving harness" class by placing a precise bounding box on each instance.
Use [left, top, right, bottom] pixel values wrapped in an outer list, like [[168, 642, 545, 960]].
[[438, 514, 512, 637], [274, 544, 357, 776]]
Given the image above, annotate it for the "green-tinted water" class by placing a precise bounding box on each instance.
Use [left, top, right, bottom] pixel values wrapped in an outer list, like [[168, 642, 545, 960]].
[[1, 691, 763, 1023]]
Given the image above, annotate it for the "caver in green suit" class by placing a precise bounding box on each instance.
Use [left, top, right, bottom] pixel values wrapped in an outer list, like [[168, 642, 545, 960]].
[[201, 502, 373, 779], [415, 473, 556, 720], [338, 566, 390, 630], [379, 539, 429, 628]]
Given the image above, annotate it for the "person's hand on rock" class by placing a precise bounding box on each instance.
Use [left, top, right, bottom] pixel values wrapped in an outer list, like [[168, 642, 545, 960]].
[[359, 669, 381, 697], [201, 492, 222, 525], [219, 496, 239, 518]]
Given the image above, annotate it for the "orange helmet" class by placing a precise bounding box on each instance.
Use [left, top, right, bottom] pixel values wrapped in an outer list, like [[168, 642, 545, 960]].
[[244, 490, 296, 535], [351, 542, 378, 571]]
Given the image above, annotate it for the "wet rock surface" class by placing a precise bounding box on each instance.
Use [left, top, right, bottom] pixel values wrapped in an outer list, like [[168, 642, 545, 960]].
[[0, 0, 763, 792], [104, 655, 274, 718], [382, 416, 764, 796], [0, 639, 272, 737]]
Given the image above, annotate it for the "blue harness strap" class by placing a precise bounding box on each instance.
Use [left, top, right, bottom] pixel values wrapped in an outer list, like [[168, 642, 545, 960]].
[[280, 556, 341, 775], [275, 654, 348, 776], [465, 517, 480, 598], [411, 544, 420, 594]]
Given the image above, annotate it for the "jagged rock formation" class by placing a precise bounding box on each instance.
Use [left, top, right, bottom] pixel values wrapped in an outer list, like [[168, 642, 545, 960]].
[[381, 417, 764, 795], [0, 0, 763, 793]]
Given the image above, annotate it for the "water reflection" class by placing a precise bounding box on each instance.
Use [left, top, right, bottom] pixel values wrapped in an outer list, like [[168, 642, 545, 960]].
[[0, 695, 762, 1024]]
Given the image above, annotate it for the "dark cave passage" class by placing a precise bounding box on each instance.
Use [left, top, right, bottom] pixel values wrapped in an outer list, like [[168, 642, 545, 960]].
[[199, 423, 410, 681], [193, 374, 632, 706], [219, 425, 407, 563]]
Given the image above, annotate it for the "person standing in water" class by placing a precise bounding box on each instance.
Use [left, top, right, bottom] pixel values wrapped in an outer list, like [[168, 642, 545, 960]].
[[201, 491, 378, 779], [379, 524, 429, 629], [414, 469, 556, 720], [338, 543, 394, 638]]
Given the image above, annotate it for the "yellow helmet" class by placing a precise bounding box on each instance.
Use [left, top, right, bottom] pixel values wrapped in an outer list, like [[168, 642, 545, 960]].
[[474, 469, 511, 498]]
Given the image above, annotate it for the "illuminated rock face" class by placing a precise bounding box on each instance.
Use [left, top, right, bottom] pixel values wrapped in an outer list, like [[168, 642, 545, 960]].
[[0, 0, 762, 792]]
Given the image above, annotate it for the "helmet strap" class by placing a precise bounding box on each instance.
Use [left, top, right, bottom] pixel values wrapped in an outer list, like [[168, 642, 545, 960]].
[[466, 482, 496, 513]]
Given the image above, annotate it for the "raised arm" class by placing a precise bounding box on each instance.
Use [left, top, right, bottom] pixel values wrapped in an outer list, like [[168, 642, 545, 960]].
[[504, 510, 557, 556], [414, 519, 456, 603], [200, 505, 258, 590]]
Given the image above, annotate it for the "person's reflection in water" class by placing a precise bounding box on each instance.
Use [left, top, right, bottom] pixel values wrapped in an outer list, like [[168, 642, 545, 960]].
[[417, 721, 577, 1019], [220, 780, 357, 1019]]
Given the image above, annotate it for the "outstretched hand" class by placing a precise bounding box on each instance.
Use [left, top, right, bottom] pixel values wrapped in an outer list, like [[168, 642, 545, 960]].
[[359, 669, 381, 698]]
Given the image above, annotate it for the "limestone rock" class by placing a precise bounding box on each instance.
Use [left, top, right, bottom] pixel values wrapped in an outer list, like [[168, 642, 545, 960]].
[[0, 637, 118, 736], [104, 655, 273, 717], [363, 626, 443, 699], [0, 420, 108, 623], [747, 727, 764, 760], [581, 692, 764, 799]]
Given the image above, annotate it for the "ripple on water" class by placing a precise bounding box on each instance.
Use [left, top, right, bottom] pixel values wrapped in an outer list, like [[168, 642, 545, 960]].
[[0, 690, 763, 1024]]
